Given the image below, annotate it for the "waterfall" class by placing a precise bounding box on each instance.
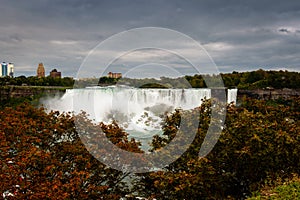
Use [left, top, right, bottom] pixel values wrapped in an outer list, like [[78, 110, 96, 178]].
[[48, 87, 211, 122], [45, 87, 238, 125], [227, 88, 238, 104], [44, 87, 237, 148]]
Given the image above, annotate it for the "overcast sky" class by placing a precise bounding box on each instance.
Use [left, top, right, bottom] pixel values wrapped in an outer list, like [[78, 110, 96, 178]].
[[1, 0, 300, 77]]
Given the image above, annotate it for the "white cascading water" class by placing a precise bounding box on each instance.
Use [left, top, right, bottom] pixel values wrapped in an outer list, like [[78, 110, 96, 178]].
[[227, 88, 238, 104], [45, 87, 237, 148]]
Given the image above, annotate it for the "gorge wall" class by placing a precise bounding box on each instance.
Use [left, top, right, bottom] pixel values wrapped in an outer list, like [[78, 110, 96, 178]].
[[237, 88, 300, 100], [0, 86, 67, 101]]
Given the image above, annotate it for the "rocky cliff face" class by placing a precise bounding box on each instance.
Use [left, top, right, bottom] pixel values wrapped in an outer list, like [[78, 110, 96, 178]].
[[0, 86, 67, 101], [237, 88, 300, 100]]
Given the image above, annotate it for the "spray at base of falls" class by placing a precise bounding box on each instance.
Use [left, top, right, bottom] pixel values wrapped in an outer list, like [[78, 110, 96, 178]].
[[44, 87, 237, 149]]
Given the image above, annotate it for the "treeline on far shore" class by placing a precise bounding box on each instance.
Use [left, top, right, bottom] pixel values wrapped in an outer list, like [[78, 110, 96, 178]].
[[99, 69, 300, 89], [0, 75, 74, 87], [1, 69, 300, 89]]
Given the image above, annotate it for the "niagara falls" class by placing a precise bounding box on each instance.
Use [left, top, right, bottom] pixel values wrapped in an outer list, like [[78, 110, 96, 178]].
[[44, 86, 237, 149]]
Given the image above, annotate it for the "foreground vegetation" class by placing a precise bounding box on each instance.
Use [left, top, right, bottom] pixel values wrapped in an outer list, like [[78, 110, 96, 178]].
[[1, 96, 299, 199], [248, 174, 300, 200]]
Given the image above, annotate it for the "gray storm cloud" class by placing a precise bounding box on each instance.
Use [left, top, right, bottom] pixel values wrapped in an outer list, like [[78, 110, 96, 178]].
[[0, 0, 299, 76]]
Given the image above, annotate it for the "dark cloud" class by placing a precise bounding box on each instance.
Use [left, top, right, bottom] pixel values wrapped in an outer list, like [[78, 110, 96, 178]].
[[0, 0, 299, 76], [278, 28, 290, 33]]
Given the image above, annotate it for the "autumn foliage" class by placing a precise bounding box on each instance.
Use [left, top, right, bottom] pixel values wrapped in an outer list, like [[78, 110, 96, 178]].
[[138, 97, 300, 199], [1, 97, 299, 199], [0, 104, 142, 199]]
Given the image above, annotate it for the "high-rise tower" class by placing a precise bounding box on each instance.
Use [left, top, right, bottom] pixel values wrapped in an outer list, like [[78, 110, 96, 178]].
[[0, 62, 14, 77], [37, 63, 45, 78], [1, 62, 8, 77], [8, 63, 14, 77]]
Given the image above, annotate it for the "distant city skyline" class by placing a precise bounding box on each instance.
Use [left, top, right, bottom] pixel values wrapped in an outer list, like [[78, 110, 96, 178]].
[[0, 0, 299, 78], [0, 62, 14, 77]]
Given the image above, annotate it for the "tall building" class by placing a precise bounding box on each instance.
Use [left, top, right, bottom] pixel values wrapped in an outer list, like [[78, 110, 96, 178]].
[[1, 62, 8, 76], [37, 63, 45, 78], [0, 62, 13, 77], [50, 69, 61, 78], [107, 72, 122, 78], [8, 63, 14, 77]]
